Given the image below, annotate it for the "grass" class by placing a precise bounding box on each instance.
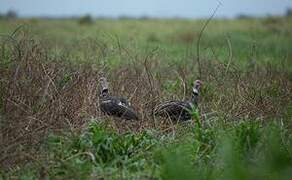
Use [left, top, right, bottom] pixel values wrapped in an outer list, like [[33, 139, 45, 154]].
[[2, 120, 291, 179], [0, 16, 292, 179]]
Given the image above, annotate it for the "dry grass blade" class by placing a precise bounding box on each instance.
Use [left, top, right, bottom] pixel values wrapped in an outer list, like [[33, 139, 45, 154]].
[[196, 1, 222, 79], [224, 35, 233, 76]]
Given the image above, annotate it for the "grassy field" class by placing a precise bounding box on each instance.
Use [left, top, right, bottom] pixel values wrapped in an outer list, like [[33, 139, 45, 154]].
[[0, 17, 292, 179]]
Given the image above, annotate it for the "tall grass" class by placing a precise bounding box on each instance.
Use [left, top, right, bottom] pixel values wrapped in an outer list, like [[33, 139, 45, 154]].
[[0, 17, 292, 179]]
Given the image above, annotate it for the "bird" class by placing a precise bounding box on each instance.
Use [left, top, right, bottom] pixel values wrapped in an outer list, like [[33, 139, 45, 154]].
[[99, 77, 139, 120], [154, 80, 202, 121]]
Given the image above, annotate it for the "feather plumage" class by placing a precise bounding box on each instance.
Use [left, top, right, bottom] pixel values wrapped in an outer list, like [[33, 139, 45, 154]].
[[154, 80, 202, 121], [99, 77, 139, 120]]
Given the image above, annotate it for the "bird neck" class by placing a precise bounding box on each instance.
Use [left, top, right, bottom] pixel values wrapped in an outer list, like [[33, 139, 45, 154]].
[[191, 94, 198, 105], [101, 89, 109, 98], [191, 87, 199, 105]]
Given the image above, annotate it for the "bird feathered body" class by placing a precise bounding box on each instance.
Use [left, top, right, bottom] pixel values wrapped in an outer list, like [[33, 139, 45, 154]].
[[154, 100, 196, 121], [100, 95, 138, 120], [99, 77, 139, 120], [154, 80, 202, 121]]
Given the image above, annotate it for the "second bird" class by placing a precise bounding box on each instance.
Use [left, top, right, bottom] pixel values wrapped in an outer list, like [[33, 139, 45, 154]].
[[154, 80, 202, 121]]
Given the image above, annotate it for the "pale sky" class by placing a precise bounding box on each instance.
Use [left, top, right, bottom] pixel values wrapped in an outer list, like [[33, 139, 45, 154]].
[[0, 0, 292, 18]]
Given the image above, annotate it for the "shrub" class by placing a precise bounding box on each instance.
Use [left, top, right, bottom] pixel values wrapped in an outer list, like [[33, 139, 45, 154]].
[[78, 14, 93, 25], [286, 8, 292, 17], [6, 10, 17, 19]]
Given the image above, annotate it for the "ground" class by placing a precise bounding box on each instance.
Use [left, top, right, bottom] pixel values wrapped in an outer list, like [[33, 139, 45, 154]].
[[0, 16, 292, 179]]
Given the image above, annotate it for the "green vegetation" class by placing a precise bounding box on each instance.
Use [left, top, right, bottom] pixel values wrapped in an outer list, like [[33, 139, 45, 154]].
[[2, 120, 291, 179], [0, 17, 292, 179]]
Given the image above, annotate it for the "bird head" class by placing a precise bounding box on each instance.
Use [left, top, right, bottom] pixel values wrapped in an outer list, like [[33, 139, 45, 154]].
[[192, 80, 203, 96]]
